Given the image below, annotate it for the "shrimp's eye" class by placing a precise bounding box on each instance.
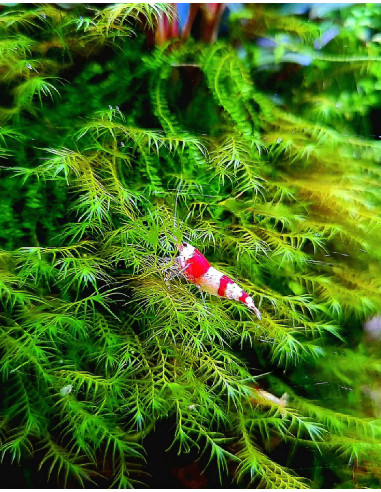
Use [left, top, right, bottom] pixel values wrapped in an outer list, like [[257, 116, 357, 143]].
[[181, 242, 188, 248]]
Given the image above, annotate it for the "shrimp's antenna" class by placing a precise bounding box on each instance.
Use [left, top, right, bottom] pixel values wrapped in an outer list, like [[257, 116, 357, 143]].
[[174, 186, 179, 232], [172, 183, 181, 247]]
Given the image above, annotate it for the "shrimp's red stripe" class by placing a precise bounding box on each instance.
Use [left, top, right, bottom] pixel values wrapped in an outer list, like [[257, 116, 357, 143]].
[[218, 275, 234, 297], [184, 248, 211, 281], [239, 291, 249, 303]]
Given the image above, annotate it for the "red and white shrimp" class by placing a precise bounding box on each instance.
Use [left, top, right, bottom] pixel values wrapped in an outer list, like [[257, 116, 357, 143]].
[[176, 241, 261, 320]]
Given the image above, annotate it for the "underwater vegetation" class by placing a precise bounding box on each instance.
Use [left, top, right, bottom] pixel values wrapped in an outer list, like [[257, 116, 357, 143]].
[[1, 2, 381, 488]]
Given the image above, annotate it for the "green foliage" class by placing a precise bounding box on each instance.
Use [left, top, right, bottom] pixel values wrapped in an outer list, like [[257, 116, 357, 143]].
[[1, 2, 381, 489]]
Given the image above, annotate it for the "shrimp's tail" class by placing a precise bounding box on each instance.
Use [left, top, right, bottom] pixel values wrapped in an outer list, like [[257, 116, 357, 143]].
[[240, 292, 261, 320]]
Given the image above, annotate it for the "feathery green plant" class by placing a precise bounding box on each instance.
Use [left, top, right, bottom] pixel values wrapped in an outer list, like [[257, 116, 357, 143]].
[[1, 3, 381, 488]]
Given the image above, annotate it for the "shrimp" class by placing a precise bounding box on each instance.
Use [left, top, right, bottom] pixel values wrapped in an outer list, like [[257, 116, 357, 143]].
[[176, 241, 261, 320]]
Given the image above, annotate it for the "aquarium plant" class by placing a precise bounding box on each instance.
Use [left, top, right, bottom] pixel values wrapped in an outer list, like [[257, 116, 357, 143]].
[[0, 3, 381, 488]]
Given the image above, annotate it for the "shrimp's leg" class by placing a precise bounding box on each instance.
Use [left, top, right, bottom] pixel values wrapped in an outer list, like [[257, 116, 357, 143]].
[[163, 261, 190, 283], [195, 284, 208, 309]]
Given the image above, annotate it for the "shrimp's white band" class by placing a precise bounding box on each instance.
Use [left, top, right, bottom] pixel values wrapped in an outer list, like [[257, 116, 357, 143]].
[[197, 267, 224, 295]]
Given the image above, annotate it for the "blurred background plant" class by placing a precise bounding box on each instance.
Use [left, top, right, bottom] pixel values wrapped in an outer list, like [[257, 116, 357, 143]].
[[1, 2, 381, 489]]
